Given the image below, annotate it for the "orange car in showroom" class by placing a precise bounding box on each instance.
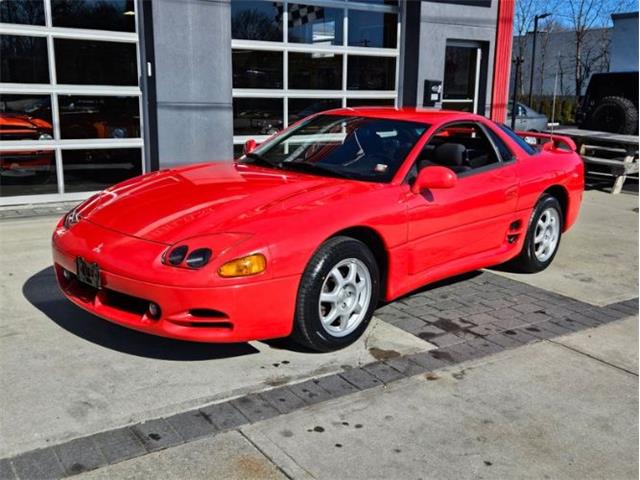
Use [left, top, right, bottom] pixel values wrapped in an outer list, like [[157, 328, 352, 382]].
[[0, 112, 54, 184]]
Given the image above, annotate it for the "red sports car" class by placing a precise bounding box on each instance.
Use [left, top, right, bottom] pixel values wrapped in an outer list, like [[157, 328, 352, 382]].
[[52, 109, 583, 351]]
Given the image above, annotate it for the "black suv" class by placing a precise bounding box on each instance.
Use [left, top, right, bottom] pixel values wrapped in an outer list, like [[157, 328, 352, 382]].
[[577, 71, 639, 135]]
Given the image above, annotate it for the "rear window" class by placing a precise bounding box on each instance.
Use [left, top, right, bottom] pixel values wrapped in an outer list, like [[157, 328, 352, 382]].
[[496, 123, 537, 155]]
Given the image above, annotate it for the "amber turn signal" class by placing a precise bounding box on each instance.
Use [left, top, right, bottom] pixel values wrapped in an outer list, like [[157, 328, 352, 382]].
[[218, 254, 266, 277]]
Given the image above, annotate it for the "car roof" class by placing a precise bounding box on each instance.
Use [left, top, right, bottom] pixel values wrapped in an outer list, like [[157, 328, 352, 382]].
[[319, 107, 488, 125]]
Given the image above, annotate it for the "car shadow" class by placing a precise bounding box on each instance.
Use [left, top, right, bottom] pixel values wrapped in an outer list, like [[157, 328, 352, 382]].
[[22, 266, 259, 361], [381, 270, 484, 305]]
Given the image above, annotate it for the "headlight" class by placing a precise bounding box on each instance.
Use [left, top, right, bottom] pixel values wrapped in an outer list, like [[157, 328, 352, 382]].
[[218, 254, 266, 278], [63, 208, 81, 228], [165, 245, 188, 266], [162, 246, 212, 268], [185, 248, 212, 268], [38, 133, 53, 140]]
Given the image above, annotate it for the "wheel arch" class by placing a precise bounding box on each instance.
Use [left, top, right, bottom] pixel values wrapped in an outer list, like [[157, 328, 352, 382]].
[[329, 226, 389, 302], [542, 185, 569, 230]]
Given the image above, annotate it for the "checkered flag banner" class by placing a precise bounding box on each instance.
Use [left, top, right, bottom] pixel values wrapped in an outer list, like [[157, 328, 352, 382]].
[[274, 3, 324, 27]]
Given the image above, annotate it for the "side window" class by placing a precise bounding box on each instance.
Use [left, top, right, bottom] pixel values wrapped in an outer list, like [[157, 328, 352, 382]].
[[416, 122, 500, 175], [496, 123, 537, 155], [485, 126, 513, 162]]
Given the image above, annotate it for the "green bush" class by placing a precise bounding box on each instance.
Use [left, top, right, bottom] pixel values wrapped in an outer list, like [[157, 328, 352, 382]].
[[526, 96, 578, 125]]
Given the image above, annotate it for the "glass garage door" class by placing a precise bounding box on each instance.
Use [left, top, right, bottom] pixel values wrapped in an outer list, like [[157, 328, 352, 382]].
[[0, 0, 144, 205], [230, 0, 401, 157]]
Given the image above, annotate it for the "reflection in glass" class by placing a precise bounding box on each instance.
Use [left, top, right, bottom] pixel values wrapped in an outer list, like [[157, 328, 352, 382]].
[[441, 101, 474, 113], [231, 0, 283, 41], [0, 0, 45, 25], [52, 0, 136, 32], [242, 114, 426, 183], [347, 0, 398, 4], [288, 4, 343, 46], [62, 148, 142, 192], [288, 98, 342, 123], [55, 39, 138, 86], [347, 56, 395, 90], [348, 10, 397, 48], [289, 52, 342, 90], [0, 150, 57, 196], [347, 98, 395, 107], [0, 95, 52, 140], [232, 50, 283, 89], [233, 98, 283, 136], [233, 143, 245, 159], [443, 45, 477, 100], [58, 96, 141, 139], [1, 35, 49, 84]]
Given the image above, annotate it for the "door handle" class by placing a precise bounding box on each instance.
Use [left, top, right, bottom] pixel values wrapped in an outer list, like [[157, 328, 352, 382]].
[[505, 186, 518, 199]]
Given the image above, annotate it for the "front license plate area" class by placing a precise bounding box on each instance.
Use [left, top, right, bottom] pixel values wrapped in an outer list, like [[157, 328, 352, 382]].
[[76, 257, 101, 289]]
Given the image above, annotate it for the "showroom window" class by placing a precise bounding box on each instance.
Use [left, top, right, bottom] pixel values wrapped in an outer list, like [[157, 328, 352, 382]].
[[0, 0, 143, 203], [231, 0, 400, 153]]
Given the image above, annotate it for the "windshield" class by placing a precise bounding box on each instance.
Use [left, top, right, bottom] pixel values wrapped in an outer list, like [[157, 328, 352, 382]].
[[241, 114, 428, 182]]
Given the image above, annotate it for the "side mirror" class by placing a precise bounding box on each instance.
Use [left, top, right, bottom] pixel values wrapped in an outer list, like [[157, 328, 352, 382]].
[[411, 166, 457, 194], [243, 139, 257, 155]]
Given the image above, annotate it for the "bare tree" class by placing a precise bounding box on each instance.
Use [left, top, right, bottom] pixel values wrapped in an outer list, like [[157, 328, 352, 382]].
[[564, 0, 634, 99], [513, 0, 537, 97], [535, 18, 563, 99], [514, 0, 563, 98]]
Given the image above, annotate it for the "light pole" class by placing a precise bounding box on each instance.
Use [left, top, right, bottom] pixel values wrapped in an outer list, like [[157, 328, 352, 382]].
[[511, 56, 523, 129], [528, 12, 551, 108]]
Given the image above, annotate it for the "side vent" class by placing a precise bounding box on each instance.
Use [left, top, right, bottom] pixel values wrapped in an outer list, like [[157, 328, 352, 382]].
[[507, 220, 524, 244]]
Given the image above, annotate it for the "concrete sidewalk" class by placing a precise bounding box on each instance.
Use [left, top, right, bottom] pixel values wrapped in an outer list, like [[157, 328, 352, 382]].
[[0, 189, 637, 478], [78, 316, 638, 480]]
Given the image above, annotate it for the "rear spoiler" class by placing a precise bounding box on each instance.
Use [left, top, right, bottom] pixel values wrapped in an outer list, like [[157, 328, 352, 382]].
[[515, 131, 577, 152]]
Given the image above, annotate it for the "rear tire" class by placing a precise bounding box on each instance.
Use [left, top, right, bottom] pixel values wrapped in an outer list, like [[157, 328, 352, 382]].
[[585, 96, 638, 134], [512, 194, 563, 273], [291, 236, 379, 352]]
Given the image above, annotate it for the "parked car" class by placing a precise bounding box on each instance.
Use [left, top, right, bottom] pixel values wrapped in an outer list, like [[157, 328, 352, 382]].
[[577, 71, 639, 134], [507, 103, 549, 131], [0, 112, 54, 183], [52, 109, 584, 352]]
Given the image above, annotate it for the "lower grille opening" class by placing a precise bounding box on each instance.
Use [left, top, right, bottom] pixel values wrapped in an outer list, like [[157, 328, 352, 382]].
[[186, 321, 233, 329], [189, 308, 229, 319], [171, 318, 233, 329], [104, 289, 150, 316]]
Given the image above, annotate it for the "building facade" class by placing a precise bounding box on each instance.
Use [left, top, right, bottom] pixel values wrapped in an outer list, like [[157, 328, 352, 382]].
[[513, 27, 611, 99], [610, 12, 638, 73], [0, 0, 513, 205]]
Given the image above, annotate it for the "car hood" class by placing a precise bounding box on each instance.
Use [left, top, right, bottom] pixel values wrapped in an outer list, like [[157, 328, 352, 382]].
[[78, 161, 359, 244]]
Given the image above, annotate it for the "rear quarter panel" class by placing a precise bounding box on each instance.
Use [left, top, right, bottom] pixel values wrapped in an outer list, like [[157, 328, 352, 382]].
[[514, 147, 584, 231]]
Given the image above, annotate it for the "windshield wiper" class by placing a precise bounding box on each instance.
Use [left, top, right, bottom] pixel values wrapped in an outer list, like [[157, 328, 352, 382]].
[[244, 152, 280, 169], [280, 162, 354, 180]]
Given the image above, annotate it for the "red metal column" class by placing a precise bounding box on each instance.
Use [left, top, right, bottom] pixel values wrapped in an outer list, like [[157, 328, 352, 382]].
[[491, 0, 515, 123]]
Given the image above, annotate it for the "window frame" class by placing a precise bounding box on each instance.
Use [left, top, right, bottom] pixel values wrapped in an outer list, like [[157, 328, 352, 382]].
[[231, 0, 401, 150], [408, 120, 514, 182], [0, 0, 144, 205]]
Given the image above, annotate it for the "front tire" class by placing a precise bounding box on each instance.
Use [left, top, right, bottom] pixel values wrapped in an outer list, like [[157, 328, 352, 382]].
[[292, 236, 380, 352], [512, 194, 563, 273]]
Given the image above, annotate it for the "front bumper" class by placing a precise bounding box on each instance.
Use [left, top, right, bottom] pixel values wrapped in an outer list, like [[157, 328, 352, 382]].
[[52, 223, 298, 343]]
